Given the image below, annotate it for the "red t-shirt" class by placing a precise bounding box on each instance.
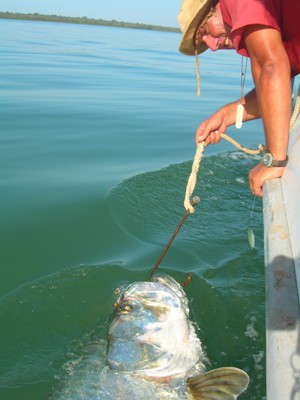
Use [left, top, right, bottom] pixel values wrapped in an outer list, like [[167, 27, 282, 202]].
[[220, 0, 300, 76]]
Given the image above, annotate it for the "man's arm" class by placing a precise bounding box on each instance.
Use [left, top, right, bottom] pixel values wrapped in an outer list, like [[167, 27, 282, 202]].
[[244, 25, 291, 196]]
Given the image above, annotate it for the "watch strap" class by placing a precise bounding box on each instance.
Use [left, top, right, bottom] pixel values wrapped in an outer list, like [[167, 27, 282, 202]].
[[272, 157, 289, 167]]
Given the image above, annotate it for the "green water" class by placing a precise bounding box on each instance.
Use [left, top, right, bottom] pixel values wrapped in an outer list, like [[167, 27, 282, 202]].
[[1, 19, 265, 399]]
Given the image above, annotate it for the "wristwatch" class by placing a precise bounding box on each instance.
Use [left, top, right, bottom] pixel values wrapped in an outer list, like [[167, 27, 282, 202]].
[[263, 152, 288, 168]]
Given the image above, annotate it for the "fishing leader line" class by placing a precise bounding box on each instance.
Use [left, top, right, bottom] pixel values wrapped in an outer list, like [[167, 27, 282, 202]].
[[149, 196, 200, 284]]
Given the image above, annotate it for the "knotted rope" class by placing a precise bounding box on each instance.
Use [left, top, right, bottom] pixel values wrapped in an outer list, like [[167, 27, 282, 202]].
[[184, 135, 265, 213], [184, 142, 206, 213]]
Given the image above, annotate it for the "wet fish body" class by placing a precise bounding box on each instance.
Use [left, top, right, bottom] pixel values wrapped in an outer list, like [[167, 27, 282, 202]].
[[51, 274, 249, 399]]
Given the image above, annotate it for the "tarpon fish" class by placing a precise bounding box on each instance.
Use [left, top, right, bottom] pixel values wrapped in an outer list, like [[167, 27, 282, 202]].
[[50, 274, 249, 399]]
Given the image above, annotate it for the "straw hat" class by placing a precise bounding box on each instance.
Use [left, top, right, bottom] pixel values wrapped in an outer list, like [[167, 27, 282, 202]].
[[178, 0, 214, 55]]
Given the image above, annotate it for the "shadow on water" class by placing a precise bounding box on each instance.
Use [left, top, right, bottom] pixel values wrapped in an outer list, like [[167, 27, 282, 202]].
[[266, 255, 300, 399]]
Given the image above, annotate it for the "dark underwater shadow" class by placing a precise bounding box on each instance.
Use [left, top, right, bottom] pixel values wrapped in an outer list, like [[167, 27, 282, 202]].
[[266, 255, 300, 399]]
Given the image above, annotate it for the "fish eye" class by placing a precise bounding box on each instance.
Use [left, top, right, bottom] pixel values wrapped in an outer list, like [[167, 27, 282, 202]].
[[121, 304, 133, 313], [114, 301, 133, 314]]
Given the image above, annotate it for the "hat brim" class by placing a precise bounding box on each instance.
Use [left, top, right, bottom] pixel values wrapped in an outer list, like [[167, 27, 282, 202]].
[[179, 0, 213, 56]]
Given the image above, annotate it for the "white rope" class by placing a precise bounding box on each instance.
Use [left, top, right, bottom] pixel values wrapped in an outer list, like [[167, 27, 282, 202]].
[[184, 142, 205, 213], [220, 133, 265, 155], [184, 136, 265, 213]]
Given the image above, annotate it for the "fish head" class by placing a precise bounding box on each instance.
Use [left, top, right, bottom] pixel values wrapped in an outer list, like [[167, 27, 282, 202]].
[[107, 274, 204, 379]]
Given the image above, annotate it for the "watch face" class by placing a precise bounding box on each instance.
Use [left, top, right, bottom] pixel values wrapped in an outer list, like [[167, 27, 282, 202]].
[[263, 153, 273, 167]]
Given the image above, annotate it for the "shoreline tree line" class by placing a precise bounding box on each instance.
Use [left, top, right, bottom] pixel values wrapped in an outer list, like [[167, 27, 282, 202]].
[[0, 12, 180, 33]]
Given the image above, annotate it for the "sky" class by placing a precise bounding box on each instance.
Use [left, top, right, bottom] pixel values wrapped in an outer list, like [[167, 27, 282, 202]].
[[0, 0, 182, 27]]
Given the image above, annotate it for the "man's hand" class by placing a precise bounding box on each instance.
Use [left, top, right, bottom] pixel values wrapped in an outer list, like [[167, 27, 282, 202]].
[[249, 161, 286, 196], [195, 104, 235, 145]]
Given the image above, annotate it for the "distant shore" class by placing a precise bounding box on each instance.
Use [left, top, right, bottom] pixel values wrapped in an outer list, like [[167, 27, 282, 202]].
[[0, 12, 180, 33]]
